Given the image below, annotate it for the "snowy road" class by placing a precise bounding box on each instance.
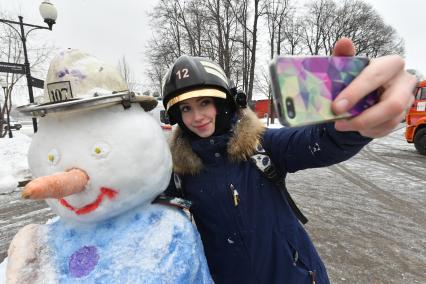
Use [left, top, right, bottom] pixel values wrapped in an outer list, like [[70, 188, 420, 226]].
[[0, 125, 425, 283], [0, 193, 56, 262], [287, 126, 426, 283]]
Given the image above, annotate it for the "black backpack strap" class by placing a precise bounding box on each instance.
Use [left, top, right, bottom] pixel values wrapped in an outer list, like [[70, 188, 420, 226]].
[[250, 143, 308, 224], [152, 173, 192, 210]]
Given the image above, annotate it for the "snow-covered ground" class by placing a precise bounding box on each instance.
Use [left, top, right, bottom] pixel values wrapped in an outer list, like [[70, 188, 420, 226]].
[[0, 122, 425, 283], [0, 131, 32, 194], [286, 125, 426, 283]]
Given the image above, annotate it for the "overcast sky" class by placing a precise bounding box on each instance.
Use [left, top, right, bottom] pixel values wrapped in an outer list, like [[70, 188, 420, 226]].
[[1, 0, 425, 97]]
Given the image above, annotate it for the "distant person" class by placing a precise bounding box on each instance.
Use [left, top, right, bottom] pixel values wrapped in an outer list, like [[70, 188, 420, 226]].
[[160, 38, 416, 283]]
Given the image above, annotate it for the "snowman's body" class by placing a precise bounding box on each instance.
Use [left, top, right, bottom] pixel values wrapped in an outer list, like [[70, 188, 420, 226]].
[[45, 204, 209, 283], [6, 104, 212, 283]]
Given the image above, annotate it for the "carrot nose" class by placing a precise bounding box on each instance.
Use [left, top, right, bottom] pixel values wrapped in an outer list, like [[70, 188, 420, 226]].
[[22, 168, 89, 200]]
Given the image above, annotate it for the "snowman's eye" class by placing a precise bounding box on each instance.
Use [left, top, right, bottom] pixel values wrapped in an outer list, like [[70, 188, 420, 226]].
[[92, 142, 110, 159], [47, 148, 60, 166]]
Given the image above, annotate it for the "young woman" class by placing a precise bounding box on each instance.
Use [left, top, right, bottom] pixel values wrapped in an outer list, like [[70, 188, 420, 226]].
[[161, 38, 416, 283]]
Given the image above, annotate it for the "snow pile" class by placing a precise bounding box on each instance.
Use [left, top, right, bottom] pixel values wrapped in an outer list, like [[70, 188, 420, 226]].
[[261, 117, 284, 129], [0, 133, 32, 194], [0, 261, 6, 284]]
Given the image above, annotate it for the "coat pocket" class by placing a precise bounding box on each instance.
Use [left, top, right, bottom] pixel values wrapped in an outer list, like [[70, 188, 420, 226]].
[[286, 237, 316, 280], [288, 240, 310, 269], [277, 225, 325, 283]]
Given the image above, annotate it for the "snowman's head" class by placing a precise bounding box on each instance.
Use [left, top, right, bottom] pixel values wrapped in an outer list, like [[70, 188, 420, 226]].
[[25, 50, 171, 223], [29, 105, 172, 223]]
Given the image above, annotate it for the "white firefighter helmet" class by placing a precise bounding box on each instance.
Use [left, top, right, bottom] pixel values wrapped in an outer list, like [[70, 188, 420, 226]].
[[18, 49, 156, 116]]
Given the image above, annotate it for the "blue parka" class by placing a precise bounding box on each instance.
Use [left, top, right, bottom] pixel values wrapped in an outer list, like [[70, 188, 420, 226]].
[[167, 109, 371, 284]]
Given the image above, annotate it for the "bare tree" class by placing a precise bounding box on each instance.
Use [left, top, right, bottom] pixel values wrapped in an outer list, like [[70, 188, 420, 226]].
[[145, 47, 170, 97], [0, 11, 53, 137], [281, 8, 304, 55], [145, 0, 185, 95], [301, 0, 405, 57], [147, 0, 244, 93], [145, 0, 405, 108], [233, 0, 250, 92], [227, 0, 264, 101], [204, 0, 240, 77], [264, 0, 291, 57], [264, 0, 292, 123], [117, 56, 136, 91], [246, 0, 262, 101], [0, 20, 21, 137], [301, 0, 336, 55]]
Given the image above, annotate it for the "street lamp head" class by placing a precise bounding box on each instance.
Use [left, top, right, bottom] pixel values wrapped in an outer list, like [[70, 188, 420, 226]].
[[39, 1, 57, 30]]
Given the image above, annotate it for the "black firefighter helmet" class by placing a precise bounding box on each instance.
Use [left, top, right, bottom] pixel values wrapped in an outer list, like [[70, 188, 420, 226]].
[[162, 55, 246, 126]]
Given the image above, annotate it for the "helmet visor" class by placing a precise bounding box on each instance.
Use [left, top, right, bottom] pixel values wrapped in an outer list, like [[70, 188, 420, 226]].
[[166, 88, 226, 111]]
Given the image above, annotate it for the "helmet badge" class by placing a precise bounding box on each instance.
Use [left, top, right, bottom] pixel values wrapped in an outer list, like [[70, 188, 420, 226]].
[[175, 68, 190, 80]]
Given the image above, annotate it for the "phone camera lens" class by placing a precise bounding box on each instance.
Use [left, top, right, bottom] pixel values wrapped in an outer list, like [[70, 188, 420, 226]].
[[285, 97, 296, 119]]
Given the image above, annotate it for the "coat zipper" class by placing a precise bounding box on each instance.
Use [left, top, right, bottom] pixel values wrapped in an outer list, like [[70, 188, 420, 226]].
[[230, 184, 240, 207], [227, 182, 262, 283]]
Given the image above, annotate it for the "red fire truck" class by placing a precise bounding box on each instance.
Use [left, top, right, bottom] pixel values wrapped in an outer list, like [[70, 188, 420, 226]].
[[405, 80, 426, 155]]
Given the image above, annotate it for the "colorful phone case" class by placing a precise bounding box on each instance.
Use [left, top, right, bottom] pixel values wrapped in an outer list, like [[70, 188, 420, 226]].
[[269, 56, 379, 127]]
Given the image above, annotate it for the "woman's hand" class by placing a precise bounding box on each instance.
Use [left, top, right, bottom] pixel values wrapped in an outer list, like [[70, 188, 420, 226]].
[[331, 37, 417, 138]]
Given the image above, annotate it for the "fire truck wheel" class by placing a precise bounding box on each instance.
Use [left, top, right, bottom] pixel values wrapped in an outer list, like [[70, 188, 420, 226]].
[[414, 128, 426, 155]]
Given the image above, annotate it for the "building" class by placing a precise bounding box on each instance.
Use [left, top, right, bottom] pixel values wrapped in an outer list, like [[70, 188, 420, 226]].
[[252, 99, 276, 119]]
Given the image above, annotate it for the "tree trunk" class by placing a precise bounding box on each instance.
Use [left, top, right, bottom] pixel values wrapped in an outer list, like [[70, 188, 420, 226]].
[[247, 0, 260, 102]]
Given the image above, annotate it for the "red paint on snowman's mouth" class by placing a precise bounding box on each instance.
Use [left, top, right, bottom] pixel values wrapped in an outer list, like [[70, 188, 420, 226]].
[[59, 187, 118, 215]]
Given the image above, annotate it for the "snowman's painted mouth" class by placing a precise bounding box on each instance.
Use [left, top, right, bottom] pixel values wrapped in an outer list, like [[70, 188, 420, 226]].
[[59, 187, 118, 215]]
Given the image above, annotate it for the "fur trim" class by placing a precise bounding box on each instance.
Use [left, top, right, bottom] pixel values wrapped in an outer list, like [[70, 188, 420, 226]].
[[169, 108, 265, 175], [169, 127, 204, 175]]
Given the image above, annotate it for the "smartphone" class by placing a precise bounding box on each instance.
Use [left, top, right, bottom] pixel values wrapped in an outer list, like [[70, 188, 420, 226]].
[[269, 56, 379, 127]]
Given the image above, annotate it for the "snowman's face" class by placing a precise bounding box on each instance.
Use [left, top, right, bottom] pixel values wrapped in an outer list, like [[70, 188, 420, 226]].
[[28, 105, 172, 223]]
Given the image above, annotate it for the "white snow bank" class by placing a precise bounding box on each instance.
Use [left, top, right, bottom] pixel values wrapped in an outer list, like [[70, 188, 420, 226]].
[[261, 117, 283, 129], [0, 258, 6, 284], [0, 132, 32, 194]]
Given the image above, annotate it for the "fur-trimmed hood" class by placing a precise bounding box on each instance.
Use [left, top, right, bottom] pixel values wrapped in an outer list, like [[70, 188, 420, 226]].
[[169, 108, 265, 175]]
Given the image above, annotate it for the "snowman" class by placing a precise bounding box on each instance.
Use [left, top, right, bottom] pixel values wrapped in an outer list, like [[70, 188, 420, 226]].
[[6, 50, 212, 283]]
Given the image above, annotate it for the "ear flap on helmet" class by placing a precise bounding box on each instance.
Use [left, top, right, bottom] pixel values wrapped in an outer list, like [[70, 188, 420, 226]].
[[229, 80, 247, 109], [234, 90, 247, 109]]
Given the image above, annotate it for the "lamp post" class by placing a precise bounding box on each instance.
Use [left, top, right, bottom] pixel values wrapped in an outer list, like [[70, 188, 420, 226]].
[[0, 1, 57, 133], [1, 81, 12, 138]]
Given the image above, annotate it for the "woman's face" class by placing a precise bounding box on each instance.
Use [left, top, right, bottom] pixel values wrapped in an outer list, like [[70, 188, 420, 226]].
[[179, 97, 217, 138]]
